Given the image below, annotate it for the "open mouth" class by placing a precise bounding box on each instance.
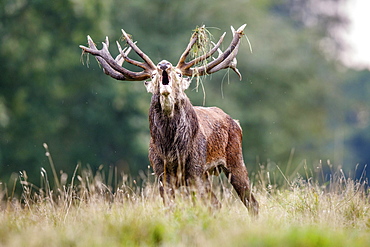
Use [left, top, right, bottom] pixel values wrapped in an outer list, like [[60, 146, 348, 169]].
[[162, 70, 169, 85]]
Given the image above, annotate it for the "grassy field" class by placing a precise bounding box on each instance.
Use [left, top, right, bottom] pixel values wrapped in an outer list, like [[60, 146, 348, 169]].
[[0, 161, 369, 247]]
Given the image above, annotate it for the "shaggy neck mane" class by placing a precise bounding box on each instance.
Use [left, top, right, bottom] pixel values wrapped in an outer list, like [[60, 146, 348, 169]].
[[149, 93, 199, 162]]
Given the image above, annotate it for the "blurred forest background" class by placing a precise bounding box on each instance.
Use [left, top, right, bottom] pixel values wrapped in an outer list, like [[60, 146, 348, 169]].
[[1, 0, 369, 185]]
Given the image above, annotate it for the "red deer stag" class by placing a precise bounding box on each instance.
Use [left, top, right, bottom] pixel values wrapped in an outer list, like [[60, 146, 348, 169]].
[[80, 25, 259, 215]]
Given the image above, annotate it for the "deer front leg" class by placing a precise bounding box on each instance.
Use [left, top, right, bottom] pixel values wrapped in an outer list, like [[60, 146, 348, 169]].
[[158, 172, 175, 207], [149, 151, 175, 207], [198, 174, 221, 209], [186, 154, 221, 209]]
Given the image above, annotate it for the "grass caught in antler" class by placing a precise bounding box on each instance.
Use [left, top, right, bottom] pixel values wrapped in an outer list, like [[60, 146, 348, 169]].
[[190, 25, 214, 61], [189, 25, 215, 105], [0, 150, 369, 246]]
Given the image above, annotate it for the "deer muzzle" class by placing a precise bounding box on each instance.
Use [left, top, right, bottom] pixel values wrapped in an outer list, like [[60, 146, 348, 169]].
[[158, 60, 173, 96]]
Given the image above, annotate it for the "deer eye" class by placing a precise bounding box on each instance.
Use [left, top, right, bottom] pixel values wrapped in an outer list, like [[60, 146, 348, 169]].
[[176, 72, 182, 78]]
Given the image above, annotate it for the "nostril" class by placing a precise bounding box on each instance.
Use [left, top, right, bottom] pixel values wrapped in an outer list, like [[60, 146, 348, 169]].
[[158, 61, 171, 71], [159, 63, 169, 71]]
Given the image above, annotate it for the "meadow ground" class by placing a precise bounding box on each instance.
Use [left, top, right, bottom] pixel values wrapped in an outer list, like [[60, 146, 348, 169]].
[[0, 162, 369, 247]]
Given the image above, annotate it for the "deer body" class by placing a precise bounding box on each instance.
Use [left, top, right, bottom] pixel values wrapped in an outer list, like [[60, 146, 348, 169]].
[[80, 25, 259, 215]]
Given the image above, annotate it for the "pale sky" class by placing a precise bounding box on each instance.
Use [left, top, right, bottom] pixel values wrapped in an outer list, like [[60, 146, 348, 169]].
[[342, 0, 370, 70]]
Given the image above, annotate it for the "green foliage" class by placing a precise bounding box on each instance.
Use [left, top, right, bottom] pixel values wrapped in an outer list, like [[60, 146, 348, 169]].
[[1, 0, 368, 184]]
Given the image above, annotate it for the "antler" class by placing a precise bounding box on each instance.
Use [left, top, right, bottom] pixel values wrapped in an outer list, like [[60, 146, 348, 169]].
[[176, 24, 246, 80], [80, 30, 156, 81]]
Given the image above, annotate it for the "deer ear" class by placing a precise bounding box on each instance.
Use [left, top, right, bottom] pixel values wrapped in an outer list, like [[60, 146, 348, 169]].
[[145, 72, 159, 93], [144, 80, 154, 93], [182, 78, 191, 91]]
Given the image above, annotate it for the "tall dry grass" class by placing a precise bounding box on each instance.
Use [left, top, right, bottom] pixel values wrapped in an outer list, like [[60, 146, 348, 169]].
[[0, 149, 369, 246]]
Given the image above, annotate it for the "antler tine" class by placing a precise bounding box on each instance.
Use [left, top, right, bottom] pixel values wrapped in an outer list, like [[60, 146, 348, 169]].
[[177, 32, 226, 76], [213, 43, 242, 80], [121, 29, 157, 71], [104, 36, 129, 68], [176, 32, 199, 70], [105, 36, 109, 49], [115, 41, 132, 66], [116, 40, 151, 70], [178, 24, 246, 78], [193, 24, 246, 77], [80, 34, 153, 81], [80, 36, 129, 80]]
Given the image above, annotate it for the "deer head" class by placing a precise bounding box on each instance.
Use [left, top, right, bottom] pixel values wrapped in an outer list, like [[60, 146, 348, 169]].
[[80, 25, 246, 100], [143, 60, 191, 116]]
